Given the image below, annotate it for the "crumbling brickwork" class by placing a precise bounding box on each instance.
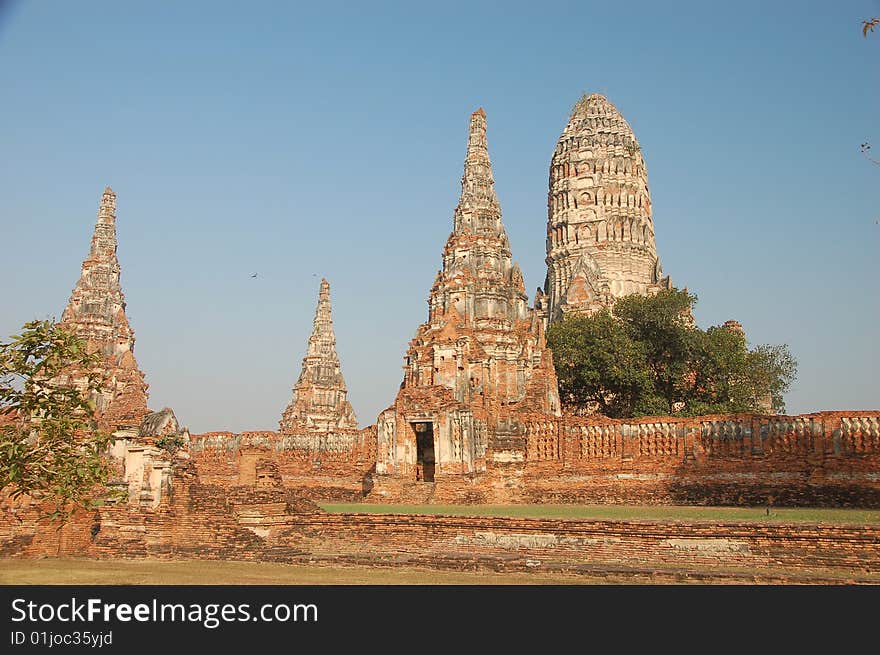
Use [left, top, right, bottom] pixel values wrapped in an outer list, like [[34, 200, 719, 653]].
[[3, 107, 878, 584], [500, 410, 880, 506], [375, 109, 561, 483], [279, 278, 359, 442], [54, 187, 149, 434], [188, 427, 376, 501], [3, 462, 877, 582]]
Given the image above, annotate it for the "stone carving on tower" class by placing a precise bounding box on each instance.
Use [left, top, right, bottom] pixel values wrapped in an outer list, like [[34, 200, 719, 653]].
[[279, 278, 359, 450], [375, 109, 560, 481], [56, 187, 149, 434], [544, 93, 672, 324]]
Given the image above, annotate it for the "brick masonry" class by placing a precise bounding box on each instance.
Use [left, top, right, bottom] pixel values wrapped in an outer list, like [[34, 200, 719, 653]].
[[182, 410, 880, 508], [2, 463, 878, 582], [54, 187, 149, 433], [4, 104, 878, 578]]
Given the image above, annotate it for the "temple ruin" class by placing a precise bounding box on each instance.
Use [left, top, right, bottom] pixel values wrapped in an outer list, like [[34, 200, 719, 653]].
[[1, 97, 876, 524], [279, 278, 359, 449], [55, 186, 150, 435], [186, 278, 373, 500], [374, 108, 560, 482], [542, 94, 672, 322]]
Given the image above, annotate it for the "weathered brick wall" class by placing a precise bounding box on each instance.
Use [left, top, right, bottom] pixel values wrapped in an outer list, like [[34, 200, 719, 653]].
[[499, 410, 880, 507], [181, 411, 880, 507], [0, 499, 98, 559], [188, 427, 376, 501], [3, 472, 878, 582], [269, 514, 880, 579]]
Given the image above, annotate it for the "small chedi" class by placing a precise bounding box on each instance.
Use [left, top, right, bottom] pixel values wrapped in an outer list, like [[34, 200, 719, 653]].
[[375, 108, 560, 481], [54, 186, 150, 435], [184, 277, 373, 500], [279, 278, 359, 449], [541, 94, 671, 322]]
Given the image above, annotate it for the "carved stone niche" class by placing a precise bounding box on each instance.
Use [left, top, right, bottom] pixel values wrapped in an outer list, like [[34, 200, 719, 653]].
[[121, 407, 190, 509]]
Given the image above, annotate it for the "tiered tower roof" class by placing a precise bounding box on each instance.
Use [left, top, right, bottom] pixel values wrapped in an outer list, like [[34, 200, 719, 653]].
[[401, 108, 557, 415], [279, 278, 358, 434], [376, 109, 560, 479], [545, 93, 670, 321], [428, 108, 528, 330], [59, 187, 149, 430]]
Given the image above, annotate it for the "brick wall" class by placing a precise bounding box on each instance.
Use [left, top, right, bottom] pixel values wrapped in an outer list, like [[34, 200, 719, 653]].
[[181, 411, 880, 507], [188, 427, 377, 501], [508, 411, 880, 507], [3, 470, 878, 582]]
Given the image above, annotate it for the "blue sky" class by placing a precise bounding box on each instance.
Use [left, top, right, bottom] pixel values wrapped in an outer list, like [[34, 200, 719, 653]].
[[1, 1, 878, 433]]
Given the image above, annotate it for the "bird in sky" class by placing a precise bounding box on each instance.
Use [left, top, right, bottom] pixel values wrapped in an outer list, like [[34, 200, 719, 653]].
[[250, 272, 258, 278]]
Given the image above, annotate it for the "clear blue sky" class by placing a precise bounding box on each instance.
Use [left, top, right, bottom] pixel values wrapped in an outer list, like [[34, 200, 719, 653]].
[[2, 1, 878, 433]]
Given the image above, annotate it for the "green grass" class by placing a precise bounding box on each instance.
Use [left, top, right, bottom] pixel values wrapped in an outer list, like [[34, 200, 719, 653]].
[[319, 503, 880, 524]]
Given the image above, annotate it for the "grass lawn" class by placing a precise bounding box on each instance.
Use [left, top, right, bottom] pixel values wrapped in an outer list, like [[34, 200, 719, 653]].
[[318, 503, 880, 524]]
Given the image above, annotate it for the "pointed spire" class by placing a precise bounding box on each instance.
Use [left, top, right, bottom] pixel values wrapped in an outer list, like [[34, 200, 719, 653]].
[[453, 108, 501, 234], [429, 109, 524, 326], [307, 278, 333, 358], [82, 186, 120, 265], [63, 186, 130, 351], [280, 278, 358, 435], [98, 186, 116, 224], [58, 186, 148, 430], [300, 277, 344, 386]]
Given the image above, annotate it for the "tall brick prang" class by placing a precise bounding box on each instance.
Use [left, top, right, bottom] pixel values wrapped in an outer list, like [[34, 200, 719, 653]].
[[57, 186, 149, 433], [375, 109, 560, 481], [544, 94, 672, 322], [279, 278, 358, 438]]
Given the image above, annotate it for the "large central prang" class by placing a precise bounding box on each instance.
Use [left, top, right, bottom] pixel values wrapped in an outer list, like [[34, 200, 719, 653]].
[[542, 94, 672, 322], [375, 109, 561, 481]]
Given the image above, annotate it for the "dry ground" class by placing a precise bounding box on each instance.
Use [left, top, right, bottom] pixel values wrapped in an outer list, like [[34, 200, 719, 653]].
[[0, 558, 655, 585], [3, 557, 876, 585]]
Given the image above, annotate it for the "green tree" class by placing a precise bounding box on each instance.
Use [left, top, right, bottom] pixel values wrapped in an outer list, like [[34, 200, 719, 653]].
[[547, 310, 655, 418], [613, 289, 699, 414], [686, 325, 753, 415], [744, 344, 798, 414], [0, 319, 115, 518], [547, 289, 797, 418]]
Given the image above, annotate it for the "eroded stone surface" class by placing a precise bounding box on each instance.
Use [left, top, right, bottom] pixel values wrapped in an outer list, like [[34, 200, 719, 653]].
[[279, 278, 359, 449], [55, 187, 149, 432], [544, 94, 672, 322], [4, 477, 878, 583], [376, 109, 561, 480]]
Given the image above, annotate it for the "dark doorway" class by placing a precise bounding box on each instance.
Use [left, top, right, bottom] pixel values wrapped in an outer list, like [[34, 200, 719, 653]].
[[413, 422, 435, 482]]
